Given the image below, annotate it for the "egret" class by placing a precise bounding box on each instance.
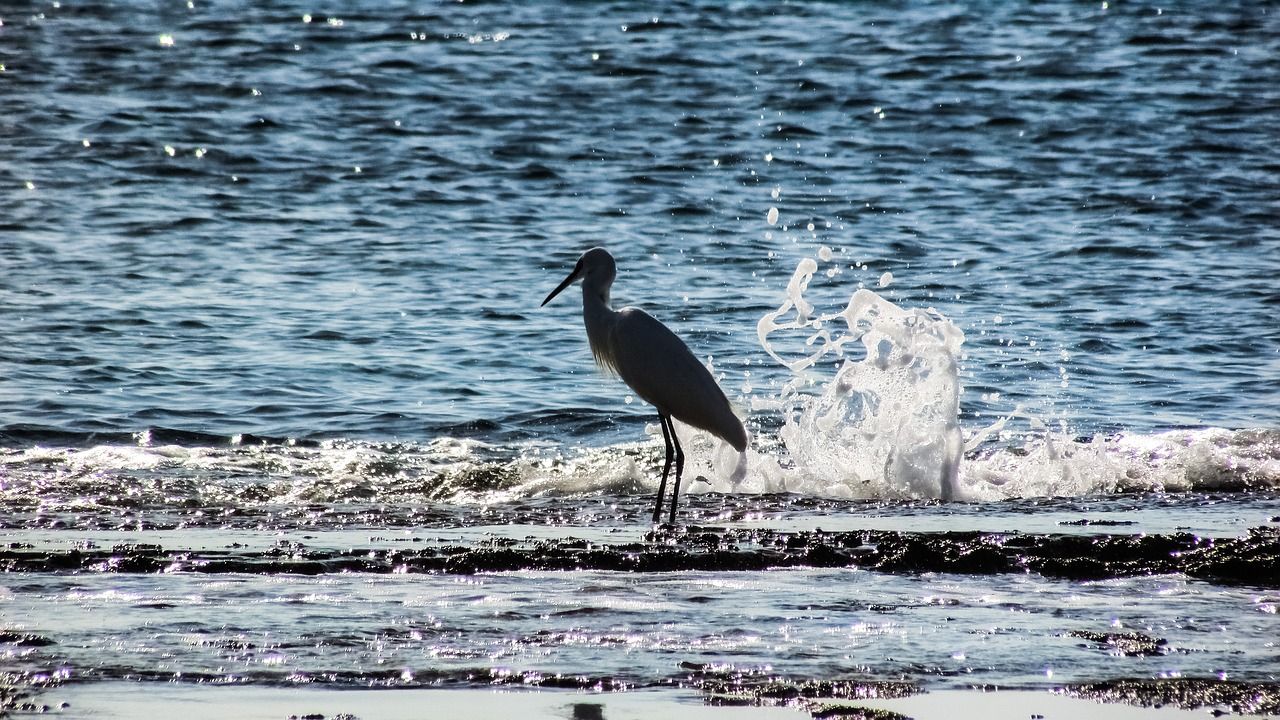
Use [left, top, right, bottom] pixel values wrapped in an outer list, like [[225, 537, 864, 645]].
[[542, 248, 749, 524]]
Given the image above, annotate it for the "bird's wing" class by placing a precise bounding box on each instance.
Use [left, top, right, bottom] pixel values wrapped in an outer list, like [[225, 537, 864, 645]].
[[608, 308, 748, 451]]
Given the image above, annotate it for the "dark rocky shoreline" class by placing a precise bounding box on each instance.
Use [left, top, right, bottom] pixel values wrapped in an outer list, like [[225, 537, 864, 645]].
[[7, 524, 1278, 717], [1064, 679, 1280, 716], [4, 525, 1277, 587], [7, 671, 1280, 719]]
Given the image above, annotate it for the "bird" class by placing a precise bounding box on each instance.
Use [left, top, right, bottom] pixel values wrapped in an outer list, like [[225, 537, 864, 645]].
[[541, 247, 749, 524]]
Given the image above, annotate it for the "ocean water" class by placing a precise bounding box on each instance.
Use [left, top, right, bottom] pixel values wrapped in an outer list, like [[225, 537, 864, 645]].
[[2, 0, 1279, 714]]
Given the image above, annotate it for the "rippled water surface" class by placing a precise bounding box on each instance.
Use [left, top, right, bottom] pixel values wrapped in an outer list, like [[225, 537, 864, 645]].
[[4, 0, 1278, 440], [2, 0, 1279, 715]]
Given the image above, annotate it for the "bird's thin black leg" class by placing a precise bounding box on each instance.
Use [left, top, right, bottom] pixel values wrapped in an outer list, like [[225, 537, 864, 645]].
[[653, 413, 674, 524], [667, 419, 685, 525]]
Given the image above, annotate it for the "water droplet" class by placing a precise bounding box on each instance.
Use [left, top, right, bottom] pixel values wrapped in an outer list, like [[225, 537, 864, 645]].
[[766, 207, 779, 226]]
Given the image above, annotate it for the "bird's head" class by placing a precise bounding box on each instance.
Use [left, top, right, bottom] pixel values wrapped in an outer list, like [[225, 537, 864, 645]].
[[542, 247, 616, 306]]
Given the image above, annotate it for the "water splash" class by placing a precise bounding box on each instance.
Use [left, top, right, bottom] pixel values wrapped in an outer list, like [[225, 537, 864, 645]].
[[714, 256, 1280, 501], [748, 257, 964, 500]]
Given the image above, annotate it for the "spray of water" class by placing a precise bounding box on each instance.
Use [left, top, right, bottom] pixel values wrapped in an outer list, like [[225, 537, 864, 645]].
[[750, 258, 964, 500], [704, 255, 1280, 501]]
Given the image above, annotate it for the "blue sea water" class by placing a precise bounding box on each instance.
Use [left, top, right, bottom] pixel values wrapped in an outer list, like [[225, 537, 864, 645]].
[[2, 0, 1279, 714]]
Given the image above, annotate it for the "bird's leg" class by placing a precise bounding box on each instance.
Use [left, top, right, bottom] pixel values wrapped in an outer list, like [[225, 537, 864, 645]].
[[667, 421, 685, 525], [653, 413, 674, 524]]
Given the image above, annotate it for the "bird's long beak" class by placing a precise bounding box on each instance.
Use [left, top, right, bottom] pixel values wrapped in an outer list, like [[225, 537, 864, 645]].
[[541, 261, 582, 306]]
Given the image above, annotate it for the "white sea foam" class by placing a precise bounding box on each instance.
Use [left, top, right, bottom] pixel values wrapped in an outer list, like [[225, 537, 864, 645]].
[[3, 426, 1278, 508]]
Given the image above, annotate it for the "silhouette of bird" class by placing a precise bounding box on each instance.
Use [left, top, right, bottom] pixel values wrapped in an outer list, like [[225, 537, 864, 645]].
[[542, 248, 749, 524]]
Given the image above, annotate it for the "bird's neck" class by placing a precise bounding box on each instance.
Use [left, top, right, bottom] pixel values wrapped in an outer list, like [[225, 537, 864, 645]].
[[581, 278, 612, 310], [581, 282, 617, 371]]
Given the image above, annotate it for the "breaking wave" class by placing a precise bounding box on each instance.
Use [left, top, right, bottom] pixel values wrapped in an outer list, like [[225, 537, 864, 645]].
[[3, 256, 1277, 511]]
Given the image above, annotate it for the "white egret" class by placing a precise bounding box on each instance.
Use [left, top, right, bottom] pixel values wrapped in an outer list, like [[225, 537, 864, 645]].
[[542, 248, 749, 524]]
